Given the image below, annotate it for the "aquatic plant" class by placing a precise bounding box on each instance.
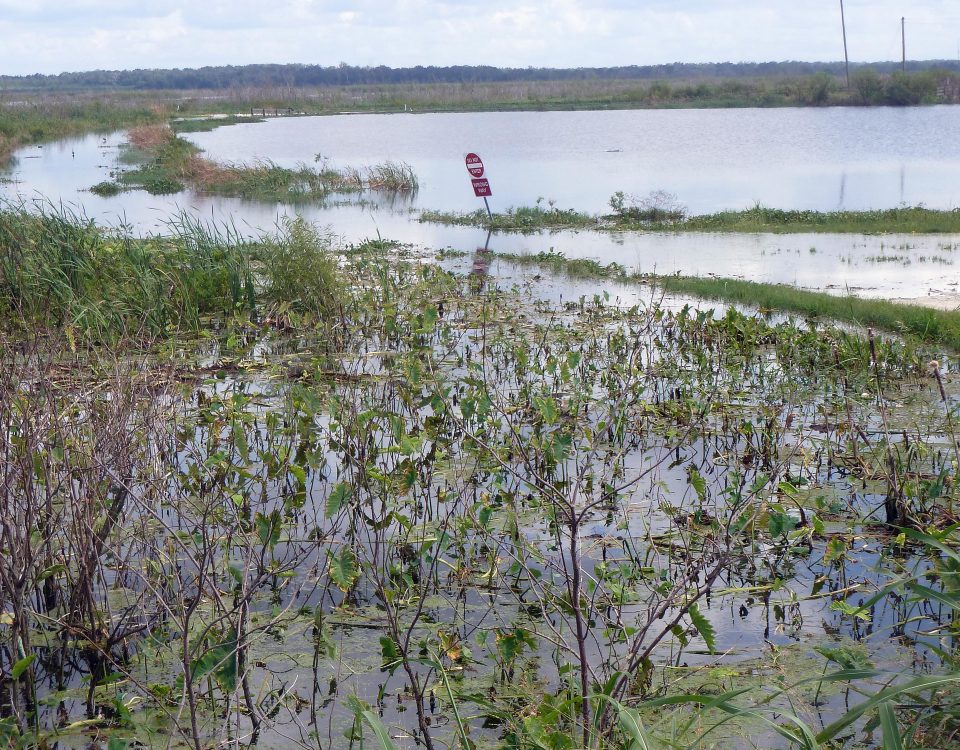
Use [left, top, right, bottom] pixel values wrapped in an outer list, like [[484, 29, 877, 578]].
[[2, 218, 959, 750], [107, 129, 421, 202]]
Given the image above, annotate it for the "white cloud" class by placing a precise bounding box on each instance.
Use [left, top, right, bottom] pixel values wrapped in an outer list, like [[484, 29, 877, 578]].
[[0, 1, 958, 75]]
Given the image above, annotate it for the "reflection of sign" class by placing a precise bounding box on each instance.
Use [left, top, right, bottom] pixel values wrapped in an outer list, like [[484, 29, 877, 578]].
[[465, 153, 484, 177], [471, 178, 492, 197]]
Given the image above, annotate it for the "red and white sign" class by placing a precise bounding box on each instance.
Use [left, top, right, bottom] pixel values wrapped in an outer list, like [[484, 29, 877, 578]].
[[465, 153, 484, 177], [471, 178, 492, 197]]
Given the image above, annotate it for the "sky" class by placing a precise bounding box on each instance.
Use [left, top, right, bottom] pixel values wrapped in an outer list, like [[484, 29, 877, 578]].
[[0, 0, 959, 76]]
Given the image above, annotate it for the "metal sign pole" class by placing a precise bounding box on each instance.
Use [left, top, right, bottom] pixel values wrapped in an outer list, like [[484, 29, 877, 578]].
[[483, 196, 493, 219]]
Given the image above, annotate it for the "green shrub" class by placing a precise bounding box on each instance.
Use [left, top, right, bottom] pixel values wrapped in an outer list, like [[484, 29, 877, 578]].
[[257, 217, 342, 319]]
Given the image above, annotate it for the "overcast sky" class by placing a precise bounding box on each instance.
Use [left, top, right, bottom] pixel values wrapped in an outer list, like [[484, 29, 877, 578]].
[[1, 1, 959, 76]]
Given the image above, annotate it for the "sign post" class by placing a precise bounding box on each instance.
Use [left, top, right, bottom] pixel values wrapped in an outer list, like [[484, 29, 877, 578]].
[[465, 153, 493, 219]]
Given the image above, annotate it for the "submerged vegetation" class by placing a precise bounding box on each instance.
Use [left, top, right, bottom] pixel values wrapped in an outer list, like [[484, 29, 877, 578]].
[[99, 125, 418, 200], [0, 208, 959, 750]]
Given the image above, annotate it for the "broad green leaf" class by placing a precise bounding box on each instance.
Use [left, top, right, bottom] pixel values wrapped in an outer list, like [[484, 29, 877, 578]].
[[689, 468, 707, 502], [379, 636, 402, 675], [255, 510, 282, 550], [534, 396, 559, 425], [329, 548, 360, 592], [11, 654, 34, 680], [325, 482, 353, 519], [830, 600, 871, 622], [688, 604, 717, 654], [190, 632, 238, 692], [496, 628, 535, 663], [768, 510, 797, 538], [228, 565, 245, 585], [289, 463, 307, 486]]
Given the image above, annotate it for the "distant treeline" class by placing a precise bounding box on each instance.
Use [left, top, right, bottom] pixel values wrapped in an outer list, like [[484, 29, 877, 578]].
[[3, 60, 960, 92]]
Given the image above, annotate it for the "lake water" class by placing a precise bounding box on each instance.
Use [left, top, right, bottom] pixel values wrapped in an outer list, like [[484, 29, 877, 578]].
[[185, 106, 960, 214], [3, 106, 960, 303]]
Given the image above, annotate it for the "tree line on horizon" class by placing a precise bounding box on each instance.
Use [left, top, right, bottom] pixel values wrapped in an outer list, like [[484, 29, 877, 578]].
[[2, 60, 960, 92]]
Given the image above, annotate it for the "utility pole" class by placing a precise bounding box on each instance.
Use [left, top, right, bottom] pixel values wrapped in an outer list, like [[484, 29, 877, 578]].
[[902, 17, 906, 72], [840, 0, 850, 89]]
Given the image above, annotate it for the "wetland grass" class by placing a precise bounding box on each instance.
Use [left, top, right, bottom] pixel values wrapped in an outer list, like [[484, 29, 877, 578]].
[[0, 96, 164, 163], [0, 205, 344, 339], [420, 202, 960, 234], [108, 125, 418, 201], [655, 275, 960, 348]]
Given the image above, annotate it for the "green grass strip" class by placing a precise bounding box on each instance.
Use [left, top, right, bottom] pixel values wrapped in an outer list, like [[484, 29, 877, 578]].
[[421, 205, 960, 234], [655, 275, 960, 349], [482, 249, 960, 349]]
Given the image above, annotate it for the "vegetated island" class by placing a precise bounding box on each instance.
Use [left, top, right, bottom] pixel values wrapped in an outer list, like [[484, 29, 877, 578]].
[[420, 195, 960, 235], [89, 124, 417, 201]]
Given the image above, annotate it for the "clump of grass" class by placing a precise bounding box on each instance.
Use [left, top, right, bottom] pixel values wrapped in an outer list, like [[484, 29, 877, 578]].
[[494, 249, 626, 278], [420, 204, 595, 233], [88, 181, 123, 197], [143, 176, 186, 195], [253, 216, 342, 321], [127, 124, 175, 150], [0, 204, 254, 339], [366, 161, 418, 191], [675, 204, 960, 234], [609, 189, 687, 222]]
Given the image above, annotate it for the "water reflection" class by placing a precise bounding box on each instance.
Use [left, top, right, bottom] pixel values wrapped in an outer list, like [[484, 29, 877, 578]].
[[469, 229, 493, 293]]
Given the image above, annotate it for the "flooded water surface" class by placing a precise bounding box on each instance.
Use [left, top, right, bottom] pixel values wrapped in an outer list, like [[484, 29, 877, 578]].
[[4, 106, 960, 303]]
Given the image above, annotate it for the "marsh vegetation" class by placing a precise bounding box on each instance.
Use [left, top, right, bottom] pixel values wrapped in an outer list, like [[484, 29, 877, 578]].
[[420, 201, 960, 236], [2, 82, 960, 750], [0, 207, 959, 750], [90, 125, 418, 201]]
